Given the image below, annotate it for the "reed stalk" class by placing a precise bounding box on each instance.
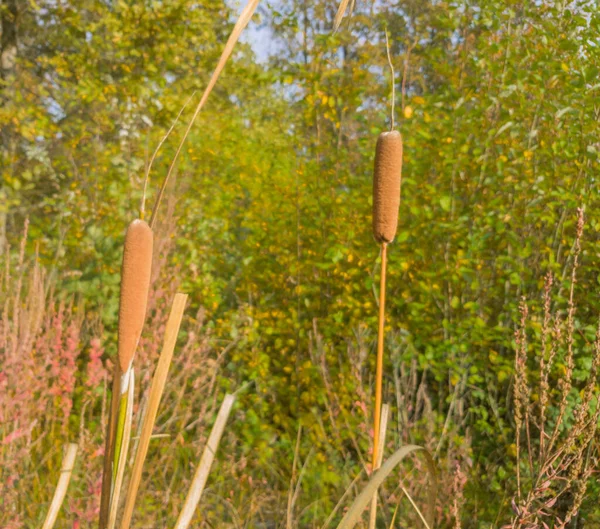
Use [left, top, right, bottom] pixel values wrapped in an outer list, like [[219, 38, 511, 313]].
[[372, 244, 388, 472], [173, 393, 236, 529], [370, 128, 401, 525], [149, 0, 260, 230], [41, 443, 78, 529], [119, 293, 188, 529]]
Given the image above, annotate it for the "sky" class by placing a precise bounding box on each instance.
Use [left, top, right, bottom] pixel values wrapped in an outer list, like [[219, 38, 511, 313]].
[[229, 0, 278, 63]]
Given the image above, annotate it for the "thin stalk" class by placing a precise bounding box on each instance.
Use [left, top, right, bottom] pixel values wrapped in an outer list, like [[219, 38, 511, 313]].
[[384, 29, 395, 131], [388, 502, 400, 529], [140, 92, 197, 220], [371, 243, 388, 527], [372, 244, 387, 473], [399, 485, 432, 529]]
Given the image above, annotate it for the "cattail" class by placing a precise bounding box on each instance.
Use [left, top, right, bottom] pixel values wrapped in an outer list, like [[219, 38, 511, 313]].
[[369, 129, 402, 529], [117, 219, 153, 373], [99, 218, 153, 529], [372, 130, 403, 244]]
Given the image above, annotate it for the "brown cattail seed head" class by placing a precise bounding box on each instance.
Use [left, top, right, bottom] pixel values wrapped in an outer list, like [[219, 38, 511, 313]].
[[117, 219, 153, 373], [372, 130, 403, 244]]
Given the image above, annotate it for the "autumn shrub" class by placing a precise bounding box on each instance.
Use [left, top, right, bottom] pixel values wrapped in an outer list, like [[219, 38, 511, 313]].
[[4, 211, 600, 529], [0, 220, 227, 528], [506, 209, 600, 529], [0, 221, 106, 526], [300, 321, 470, 529]]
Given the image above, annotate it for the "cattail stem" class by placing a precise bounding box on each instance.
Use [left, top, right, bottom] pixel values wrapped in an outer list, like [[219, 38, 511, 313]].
[[370, 243, 387, 522], [99, 366, 123, 529], [108, 371, 135, 529], [372, 243, 387, 467]]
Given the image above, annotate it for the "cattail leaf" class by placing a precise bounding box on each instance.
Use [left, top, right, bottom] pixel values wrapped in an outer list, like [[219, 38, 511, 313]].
[[334, 445, 437, 529], [173, 394, 236, 529], [119, 293, 188, 529], [99, 366, 123, 529], [333, 0, 352, 32], [149, 0, 260, 229], [41, 443, 78, 529]]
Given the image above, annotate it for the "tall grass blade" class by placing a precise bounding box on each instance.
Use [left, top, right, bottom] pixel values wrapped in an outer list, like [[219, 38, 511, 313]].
[[321, 470, 364, 529], [333, 0, 351, 32], [334, 445, 437, 529], [41, 443, 78, 529], [173, 393, 236, 529], [388, 501, 400, 529], [149, 0, 260, 229], [286, 426, 302, 529], [399, 484, 432, 529], [119, 293, 188, 529]]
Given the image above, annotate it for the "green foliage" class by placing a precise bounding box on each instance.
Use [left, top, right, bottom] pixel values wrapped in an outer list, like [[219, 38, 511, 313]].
[[4, 0, 600, 526]]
